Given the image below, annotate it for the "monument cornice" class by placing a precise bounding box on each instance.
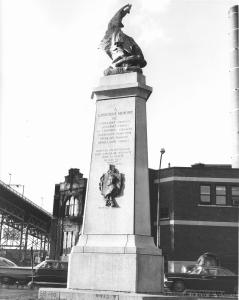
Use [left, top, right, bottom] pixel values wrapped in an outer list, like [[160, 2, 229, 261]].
[[92, 84, 152, 101], [91, 72, 152, 101]]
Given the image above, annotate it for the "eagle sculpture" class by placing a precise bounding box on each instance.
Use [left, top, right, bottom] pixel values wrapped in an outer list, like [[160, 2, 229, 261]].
[[100, 4, 147, 76]]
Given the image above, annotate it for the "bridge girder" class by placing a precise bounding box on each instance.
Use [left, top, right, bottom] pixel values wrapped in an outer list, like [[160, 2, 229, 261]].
[[0, 180, 52, 262]]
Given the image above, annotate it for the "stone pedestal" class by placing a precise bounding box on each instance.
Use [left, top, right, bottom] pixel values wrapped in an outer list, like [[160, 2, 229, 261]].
[[67, 72, 164, 294]]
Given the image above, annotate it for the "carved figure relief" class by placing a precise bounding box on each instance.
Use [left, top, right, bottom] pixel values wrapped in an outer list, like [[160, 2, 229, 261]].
[[99, 4, 147, 76], [99, 164, 123, 207]]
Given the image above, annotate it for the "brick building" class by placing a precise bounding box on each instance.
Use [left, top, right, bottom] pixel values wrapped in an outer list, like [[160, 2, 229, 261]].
[[149, 163, 239, 274], [50, 169, 87, 260]]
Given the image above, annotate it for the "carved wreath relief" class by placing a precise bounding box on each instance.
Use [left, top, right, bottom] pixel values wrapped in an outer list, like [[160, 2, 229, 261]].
[[99, 164, 123, 207]]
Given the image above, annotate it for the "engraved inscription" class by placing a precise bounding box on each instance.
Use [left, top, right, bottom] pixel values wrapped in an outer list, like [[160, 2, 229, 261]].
[[94, 108, 134, 165]]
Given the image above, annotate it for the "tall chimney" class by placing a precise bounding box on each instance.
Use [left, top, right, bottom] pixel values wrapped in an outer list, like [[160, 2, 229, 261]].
[[229, 6, 239, 167]]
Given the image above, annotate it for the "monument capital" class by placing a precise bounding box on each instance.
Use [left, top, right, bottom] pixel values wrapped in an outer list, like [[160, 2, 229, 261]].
[[92, 72, 152, 101]]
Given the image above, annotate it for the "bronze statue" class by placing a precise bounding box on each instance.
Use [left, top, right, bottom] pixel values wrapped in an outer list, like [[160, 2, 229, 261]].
[[99, 165, 123, 207], [100, 4, 147, 76]]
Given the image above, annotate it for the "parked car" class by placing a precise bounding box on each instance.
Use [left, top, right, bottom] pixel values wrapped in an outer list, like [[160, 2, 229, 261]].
[[165, 265, 238, 294], [0, 257, 17, 267], [0, 257, 32, 285], [30, 260, 68, 287]]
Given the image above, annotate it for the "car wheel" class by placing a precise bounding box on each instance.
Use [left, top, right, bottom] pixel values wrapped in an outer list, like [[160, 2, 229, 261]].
[[172, 280, 185, 292]]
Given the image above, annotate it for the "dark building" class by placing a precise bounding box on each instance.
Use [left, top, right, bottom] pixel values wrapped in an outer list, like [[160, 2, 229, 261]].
[[149, 164, 239, 274], [50, 169, 87, 260]]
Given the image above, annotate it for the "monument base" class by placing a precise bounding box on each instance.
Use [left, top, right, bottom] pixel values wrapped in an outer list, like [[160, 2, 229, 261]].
[[38, 288, 194, 300], [67, 234, 164, 294]]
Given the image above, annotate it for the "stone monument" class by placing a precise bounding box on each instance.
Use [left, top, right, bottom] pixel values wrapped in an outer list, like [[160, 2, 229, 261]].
[[39, 4, 169, 300], [67, 70, 164, 294]]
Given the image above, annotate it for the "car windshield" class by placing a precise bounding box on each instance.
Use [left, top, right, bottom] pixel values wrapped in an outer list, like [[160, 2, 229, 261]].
[[0, 257, 17, 267], [188, 266, 202, 274], [34, 260, 68, 270], [35, 261, 47, 269]]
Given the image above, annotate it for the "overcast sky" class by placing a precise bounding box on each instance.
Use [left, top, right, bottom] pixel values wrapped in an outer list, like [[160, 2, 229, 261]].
[[0, 0, 238, 212]]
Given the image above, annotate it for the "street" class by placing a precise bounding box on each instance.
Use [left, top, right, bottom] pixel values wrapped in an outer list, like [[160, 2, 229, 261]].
[[0, 285, 38, 300]]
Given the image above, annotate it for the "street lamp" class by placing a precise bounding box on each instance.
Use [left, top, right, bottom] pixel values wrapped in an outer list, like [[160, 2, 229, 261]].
[[156, 148, 165, 248], [8, 173, 12, 185]]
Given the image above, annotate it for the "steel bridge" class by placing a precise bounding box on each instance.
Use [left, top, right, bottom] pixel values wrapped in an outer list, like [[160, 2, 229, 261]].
[[0, 179, 52, 264]]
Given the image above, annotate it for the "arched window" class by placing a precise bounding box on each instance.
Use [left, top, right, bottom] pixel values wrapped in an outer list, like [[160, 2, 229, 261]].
[[64, 196, 80, 217], [65, 200, 70, 216], [69, 196, 75, 216], [73, 198, 79, 216]]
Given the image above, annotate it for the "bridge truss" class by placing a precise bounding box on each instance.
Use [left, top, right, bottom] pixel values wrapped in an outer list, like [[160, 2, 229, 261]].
[[0, 180, 52, 264]]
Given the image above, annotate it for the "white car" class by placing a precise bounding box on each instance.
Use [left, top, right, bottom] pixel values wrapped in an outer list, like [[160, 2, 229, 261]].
[[0, 257, 32, 285], [0, 257, 17, 267]]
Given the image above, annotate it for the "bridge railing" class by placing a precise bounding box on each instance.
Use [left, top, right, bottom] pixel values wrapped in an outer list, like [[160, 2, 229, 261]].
[[0, 179, 52, 217]]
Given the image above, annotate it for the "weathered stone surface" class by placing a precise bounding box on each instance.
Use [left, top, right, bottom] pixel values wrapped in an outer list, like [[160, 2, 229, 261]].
[[39, 288, 195, 300], [68, 251, 163, 293], [66, 73, 163, 293]]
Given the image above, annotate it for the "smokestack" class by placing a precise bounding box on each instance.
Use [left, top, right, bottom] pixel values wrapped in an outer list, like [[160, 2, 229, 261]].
[[229, 6, 239, 167]]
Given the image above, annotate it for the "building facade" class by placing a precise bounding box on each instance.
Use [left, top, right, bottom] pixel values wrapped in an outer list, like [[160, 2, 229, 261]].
[[50, 169, 87, 260], [149, 164, 239, 274]]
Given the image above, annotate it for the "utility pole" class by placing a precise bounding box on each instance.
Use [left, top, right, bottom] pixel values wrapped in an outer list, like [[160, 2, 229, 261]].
[[156, 148, 165, 248]]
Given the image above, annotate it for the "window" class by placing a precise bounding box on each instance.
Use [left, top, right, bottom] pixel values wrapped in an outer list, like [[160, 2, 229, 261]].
[[67, 231, 72, 250], [63, 231, 76, 255], [207, 268, 217, 276], [65, 201, 70, 216], [231, 186, 239, 206], [59, 262, 68, 270], [0, 258, 16, 267], [216, 186, 226, 205], [200, 185, 211, 204], [217, 268, 235, 276], [160, 207, 169, 219], [63, 231, 67, 254], [73, 198, 79, 216], [39, 261, 48, 269], [64, 196, 80, 217], [69, 196, 75, 216]]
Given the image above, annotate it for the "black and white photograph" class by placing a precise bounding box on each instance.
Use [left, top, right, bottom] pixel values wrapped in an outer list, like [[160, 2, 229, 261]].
[[0, 1, 238, 299]]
